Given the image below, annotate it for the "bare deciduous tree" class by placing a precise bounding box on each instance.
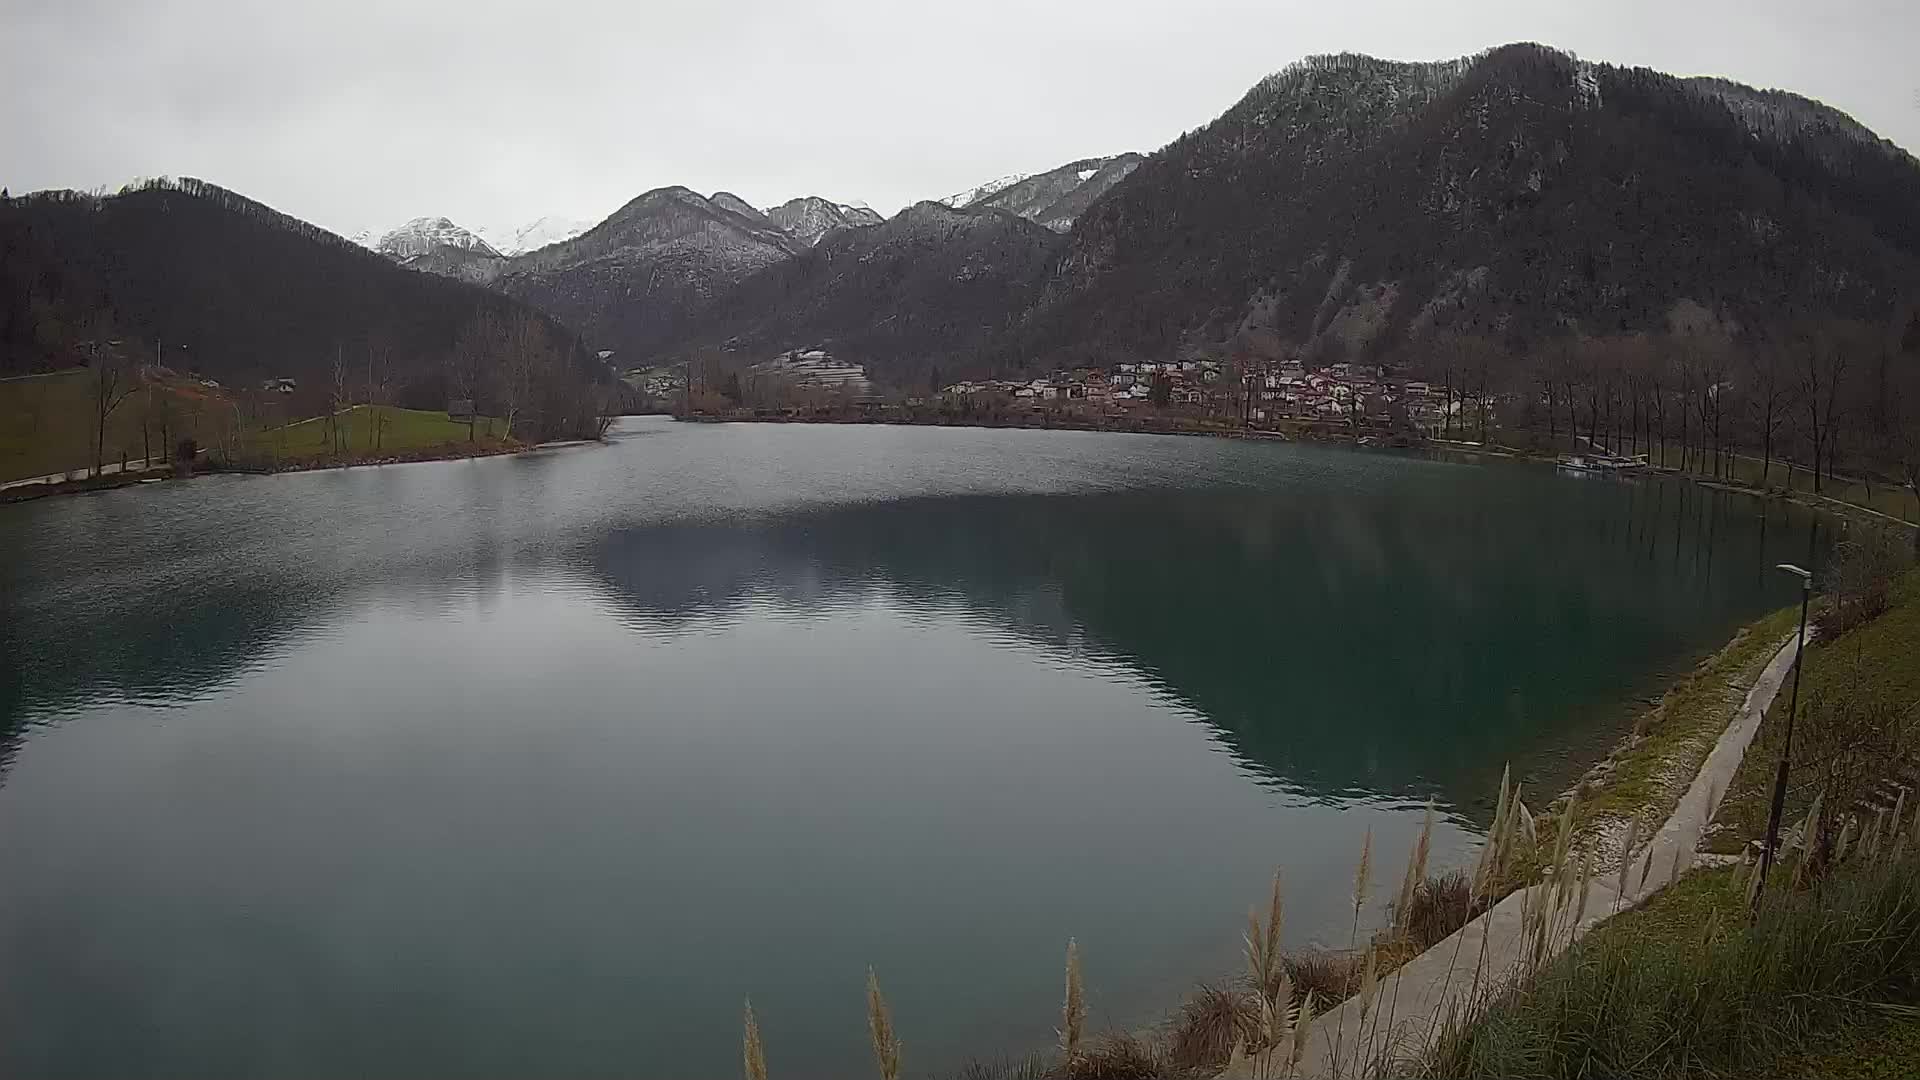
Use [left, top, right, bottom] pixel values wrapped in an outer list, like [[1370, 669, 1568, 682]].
[[451, 310, 504, 442], [1889, 359, 1920, 530], [329, 344, 352, 454], [83, 337, 137, 478], [1799, 323, 1856, 495], [365, 334, 392, 453], [499, 309, 552, 441], [1743, 336, 1793, 487]]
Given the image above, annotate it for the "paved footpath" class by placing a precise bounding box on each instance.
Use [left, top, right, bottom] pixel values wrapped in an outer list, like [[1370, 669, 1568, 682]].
[[0, 458, 162, 491], [1288, 631, 1803, 1079]]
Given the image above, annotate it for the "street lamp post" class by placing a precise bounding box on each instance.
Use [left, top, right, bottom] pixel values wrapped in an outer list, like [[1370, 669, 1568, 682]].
[[1755, 562, 1814, 905]]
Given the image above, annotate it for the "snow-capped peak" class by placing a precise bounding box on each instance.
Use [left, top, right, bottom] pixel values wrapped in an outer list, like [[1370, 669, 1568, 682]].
[[475, 215, 596, 256], [375, 217, 501, 259]]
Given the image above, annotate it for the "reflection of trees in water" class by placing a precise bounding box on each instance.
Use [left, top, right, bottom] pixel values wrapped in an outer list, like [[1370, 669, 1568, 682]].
[[584, 474, 1825, 811], [0, 460, 537, 787], [0, 570, 307, 789]]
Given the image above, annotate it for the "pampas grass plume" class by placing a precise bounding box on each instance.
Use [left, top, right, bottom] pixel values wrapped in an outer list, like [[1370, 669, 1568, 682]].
[[743, 999, 768, 1080], [1060, 939, 1085, 1060], [866, 968, 901, 1080]]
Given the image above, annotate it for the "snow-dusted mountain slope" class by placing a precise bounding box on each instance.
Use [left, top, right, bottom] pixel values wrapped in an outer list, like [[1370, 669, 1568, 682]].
[[1019, 45, 1920, 369], [493, 186, 807, 360], [939, 173, 1028, 209], [709, 192, 766, 222], [967, 154, 1144, 231], [374, 216, 501, 259], [763, 196, 884, 247]]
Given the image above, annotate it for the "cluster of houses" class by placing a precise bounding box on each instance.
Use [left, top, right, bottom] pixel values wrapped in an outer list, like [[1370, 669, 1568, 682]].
[[941, 359, 1451, 427], [623, 349, 877, 403], [624, 365, 683, 399], [750, 349, 874, 398]]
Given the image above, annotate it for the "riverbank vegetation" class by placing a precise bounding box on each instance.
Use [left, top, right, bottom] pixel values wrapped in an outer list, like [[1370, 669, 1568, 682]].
[[2, 303, 621, 493], [1406, 535, 1920, 1078], [0, 367, 230, 483]]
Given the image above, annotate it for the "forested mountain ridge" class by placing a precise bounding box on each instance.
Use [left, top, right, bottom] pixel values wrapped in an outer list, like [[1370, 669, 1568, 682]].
[[0, 179, 613, 437], [1007, 44, 1920, 370], [663, 201, 1061, 387]]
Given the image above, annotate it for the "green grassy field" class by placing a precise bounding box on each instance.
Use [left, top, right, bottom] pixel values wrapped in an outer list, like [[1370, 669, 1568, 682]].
[[0, 369, 236, 483], [1, 371, 509, 482], [240, 404, 507, 463]]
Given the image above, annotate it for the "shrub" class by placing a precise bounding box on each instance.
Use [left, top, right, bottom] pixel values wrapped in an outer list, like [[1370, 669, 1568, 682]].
[[1165, 983, 1255, 1070], [1398, 870, 1480, 951], [1815, 530, 1909, 640], [946, 1057, 1051, 1080], [1060, 1033, 1166, 1080], [1797, 683, 1912, 850], [1284, 950, 1362, 1002]]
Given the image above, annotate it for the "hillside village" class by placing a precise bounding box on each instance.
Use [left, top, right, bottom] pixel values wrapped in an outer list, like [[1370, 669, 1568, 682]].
[[940, 358, 1450, 428], [625, 349, 1460, 433]]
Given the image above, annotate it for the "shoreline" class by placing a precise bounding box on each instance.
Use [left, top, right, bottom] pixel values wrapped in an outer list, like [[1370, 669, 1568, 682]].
[[678, 412, 1917, 531], [0, 437, 593, 506], [1295, 627, 1807, 1078], [670, 409, 1410, 448]]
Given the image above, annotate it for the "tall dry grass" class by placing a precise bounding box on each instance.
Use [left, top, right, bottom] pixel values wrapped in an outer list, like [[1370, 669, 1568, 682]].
[[1061, 939, 1086, 1062], [1415, 777, 1920, 1080], [742, 998, 768, 1080]]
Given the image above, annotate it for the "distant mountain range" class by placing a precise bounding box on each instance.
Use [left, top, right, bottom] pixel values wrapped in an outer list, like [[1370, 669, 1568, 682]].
[[8, 43, 1918, 397], [339, 161, 1131, 364]]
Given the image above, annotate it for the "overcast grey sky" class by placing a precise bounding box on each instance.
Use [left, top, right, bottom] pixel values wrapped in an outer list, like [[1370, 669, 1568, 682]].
[[5, 0, 1917, 239]]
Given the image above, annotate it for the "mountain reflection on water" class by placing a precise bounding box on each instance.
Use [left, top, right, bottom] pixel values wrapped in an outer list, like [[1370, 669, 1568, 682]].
[[587, 468, 1822, 807]]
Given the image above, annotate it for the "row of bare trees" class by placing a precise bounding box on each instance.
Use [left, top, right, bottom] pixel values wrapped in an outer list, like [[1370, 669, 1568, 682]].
[[448, 308, 616, 443], [67, 304, 615, 482], [1417, 312, 1920, 514]]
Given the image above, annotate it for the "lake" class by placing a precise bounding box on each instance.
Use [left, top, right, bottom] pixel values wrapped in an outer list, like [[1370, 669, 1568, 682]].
[[0, 417, 1822, 1078]]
